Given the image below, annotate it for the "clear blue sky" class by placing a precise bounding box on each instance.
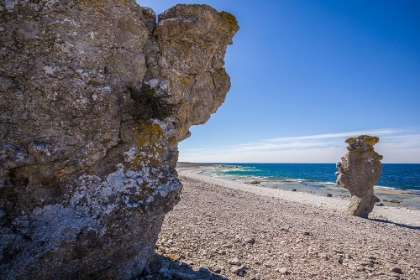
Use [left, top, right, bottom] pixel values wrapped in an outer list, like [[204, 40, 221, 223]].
[[138, 0, 420, 163]]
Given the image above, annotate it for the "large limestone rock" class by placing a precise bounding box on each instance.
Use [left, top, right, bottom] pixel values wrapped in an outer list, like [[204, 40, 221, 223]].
[[336, 135, 383, 218], [0, 1, 238, 279]]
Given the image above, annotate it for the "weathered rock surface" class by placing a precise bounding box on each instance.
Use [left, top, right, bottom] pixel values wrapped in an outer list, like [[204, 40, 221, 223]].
[[0, 1, 238, 279], [336, 135, 383, 218]]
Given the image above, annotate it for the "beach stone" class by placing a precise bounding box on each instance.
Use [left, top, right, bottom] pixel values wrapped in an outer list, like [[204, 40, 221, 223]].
[[244, 237, 256, 244], [228, 257, 241, 265], [284, 253, 292, 259], [391, 267, 403, 274], [0, 2, 238, 279], [319, 253, 330, 260], [384, 199, 401, 204], [208, 265, 222, 274], [278, 267, 291, 275], [263, 262, 274, 268], [230, 265, 247, 276], [336, 135, 383, 218]]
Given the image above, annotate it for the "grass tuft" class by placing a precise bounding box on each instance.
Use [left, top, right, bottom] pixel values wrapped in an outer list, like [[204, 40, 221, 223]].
[[127, 85, 175, 121]]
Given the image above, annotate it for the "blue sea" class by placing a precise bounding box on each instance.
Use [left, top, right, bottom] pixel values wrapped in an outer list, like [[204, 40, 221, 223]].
[[204, 163, 420, 209]]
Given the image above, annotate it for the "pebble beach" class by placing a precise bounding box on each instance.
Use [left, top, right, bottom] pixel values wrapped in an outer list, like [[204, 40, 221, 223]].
[[143, 163, 420, 279]]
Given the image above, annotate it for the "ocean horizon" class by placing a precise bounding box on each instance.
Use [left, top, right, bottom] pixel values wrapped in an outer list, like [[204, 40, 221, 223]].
[[196, 163, 420, 209], [204, 163, 420, 192]]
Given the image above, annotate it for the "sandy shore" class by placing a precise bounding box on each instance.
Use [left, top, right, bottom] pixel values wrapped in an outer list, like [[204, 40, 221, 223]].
[[146, 164, 420, 279]]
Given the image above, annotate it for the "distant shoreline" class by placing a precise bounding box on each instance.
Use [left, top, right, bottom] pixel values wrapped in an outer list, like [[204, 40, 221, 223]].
[[176, 162, 216, 168], [177, 162, 420, 211]]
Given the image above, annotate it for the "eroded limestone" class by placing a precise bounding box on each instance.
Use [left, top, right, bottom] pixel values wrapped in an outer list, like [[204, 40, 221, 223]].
[[0, 1, 238, 278], [336, 135, 383, 218]]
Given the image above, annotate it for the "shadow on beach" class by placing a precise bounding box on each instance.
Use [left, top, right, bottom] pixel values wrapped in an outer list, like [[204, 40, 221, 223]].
[[140, 253, 229, 280], [370, 218, 420, 230]]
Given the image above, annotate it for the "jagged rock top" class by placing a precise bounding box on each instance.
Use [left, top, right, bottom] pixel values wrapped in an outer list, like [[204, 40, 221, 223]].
[[156, 4, 239, 42], [148, 4, 239, 140], [345, 135, 381, 152]]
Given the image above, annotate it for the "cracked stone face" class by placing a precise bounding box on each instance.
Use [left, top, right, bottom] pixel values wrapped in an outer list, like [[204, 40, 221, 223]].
[[0, 1, 238, 278], [336, 135, 383, 218]]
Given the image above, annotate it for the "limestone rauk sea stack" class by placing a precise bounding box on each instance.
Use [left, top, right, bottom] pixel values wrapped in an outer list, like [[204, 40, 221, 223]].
[[336, 135, 383, 218], [0, 1, 238, 278]]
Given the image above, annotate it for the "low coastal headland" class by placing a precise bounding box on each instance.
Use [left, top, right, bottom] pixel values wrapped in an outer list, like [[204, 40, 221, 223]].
[[147, 162, 420, 279]]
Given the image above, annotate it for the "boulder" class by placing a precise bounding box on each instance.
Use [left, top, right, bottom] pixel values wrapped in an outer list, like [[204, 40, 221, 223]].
[[0, 1, 238, 278], [336, 135, 383, 218]]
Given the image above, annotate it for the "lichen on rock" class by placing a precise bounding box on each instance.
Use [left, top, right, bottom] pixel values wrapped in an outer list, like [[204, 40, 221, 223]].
[[336, 135, 383, 218], [149, 4, 239, 140], [0, 1, 238, 278]]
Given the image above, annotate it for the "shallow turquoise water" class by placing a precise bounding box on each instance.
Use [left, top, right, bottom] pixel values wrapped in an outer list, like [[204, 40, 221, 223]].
[[210, 163, 420, 192], [203, 163, 420, 209]]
